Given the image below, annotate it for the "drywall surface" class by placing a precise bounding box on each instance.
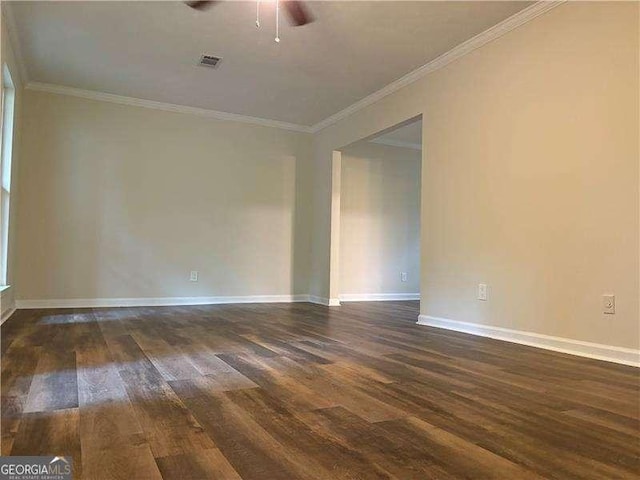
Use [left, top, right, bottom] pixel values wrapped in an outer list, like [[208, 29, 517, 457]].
[[340, 141, 420, 296], [311, 2, 639, 349], [17, 90, 313, 300]]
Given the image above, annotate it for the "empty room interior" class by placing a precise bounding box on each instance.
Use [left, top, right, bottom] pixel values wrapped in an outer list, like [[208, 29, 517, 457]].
[[0, 1, 638, 479]]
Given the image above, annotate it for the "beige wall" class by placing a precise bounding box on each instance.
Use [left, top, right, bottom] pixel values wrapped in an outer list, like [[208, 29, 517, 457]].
[[340, 141, 420, 296], [1, 7, 24, 320], [312, 2, 639, 349], [16, 90, 312, 301]]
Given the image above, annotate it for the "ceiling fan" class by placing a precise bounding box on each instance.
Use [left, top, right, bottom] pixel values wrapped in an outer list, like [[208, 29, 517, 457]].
[[185, 1, 314, 27]]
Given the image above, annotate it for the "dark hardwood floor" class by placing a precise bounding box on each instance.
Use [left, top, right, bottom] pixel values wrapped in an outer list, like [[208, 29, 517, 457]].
[[1, 301, 638, 479]]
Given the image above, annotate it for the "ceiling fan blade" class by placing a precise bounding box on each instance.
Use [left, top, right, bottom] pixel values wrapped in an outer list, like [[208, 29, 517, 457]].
[[185, 1, 218, 11], [283, 1, 313, 26]]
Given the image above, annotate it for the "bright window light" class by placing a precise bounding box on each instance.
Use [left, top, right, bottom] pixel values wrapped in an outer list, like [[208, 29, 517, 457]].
[[1, 64, 16, 286]]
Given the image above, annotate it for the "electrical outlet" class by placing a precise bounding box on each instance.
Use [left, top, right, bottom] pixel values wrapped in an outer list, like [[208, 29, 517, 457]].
[[603, 294, 615, 314], [478, 283, 487, 301], [189, 271, 199, 282], [401, 272, 408, 282]]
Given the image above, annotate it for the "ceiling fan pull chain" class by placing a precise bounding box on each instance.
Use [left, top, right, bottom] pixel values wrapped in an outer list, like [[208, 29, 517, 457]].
[[275, 0, 280, 42], [256, 0, 260, 28]]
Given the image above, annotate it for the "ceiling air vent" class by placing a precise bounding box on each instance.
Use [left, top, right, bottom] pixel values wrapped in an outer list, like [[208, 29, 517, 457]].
[[199, 54, 222, 68]]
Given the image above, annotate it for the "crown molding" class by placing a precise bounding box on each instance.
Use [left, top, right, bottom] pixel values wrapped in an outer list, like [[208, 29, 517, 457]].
[[369, 138, 421, 151], [26, 82, 313, 133], [1, 2, 29, 86], [18, 1, 563, 135], [309, 1, 565, 133]]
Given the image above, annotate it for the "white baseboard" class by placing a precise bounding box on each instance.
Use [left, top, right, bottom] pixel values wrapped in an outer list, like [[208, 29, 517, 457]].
[[1, 285, 15, 324], [417, 315, 640, 368], [1, 307, 16, 325], [340, 293, 420, 302], [308, 296, 341, 307], [16, 294, 311, 309], [14, 293, 418, 310]]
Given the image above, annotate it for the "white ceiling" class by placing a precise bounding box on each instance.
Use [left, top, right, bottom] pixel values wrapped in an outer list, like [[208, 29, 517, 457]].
[[10, 1, 531, 127]]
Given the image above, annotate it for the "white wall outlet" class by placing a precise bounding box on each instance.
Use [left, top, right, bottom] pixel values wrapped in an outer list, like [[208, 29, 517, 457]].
[[189, 270, 199, 282], [478, 283, 487, 301], [603, 294, 615, 314], [401, 272, 408, 282]]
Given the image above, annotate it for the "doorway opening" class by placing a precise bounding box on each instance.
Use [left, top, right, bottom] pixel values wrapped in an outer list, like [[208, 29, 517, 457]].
[[330, 116, 422, 305]]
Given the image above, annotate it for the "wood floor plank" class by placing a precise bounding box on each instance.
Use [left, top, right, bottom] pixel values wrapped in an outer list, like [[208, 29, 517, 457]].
[[23, 350, 78, 413], [296, 406, 459, 480], [380, 416, 545, 480], [155, 448, 243, 480], [223, 387, 394, 480], [10, 408, 82, 478], [1, 344, 42, 398], [216, 353, 337, 411], [1, 301, 638, 479], [1, 395, 25, 455], [102, 333, 218, 458], [177, 389, 314, 480], [76, 334, 156, 478], [81, 443, 163, 480]]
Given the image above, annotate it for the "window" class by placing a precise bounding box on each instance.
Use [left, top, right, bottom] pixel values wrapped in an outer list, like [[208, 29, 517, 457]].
[[1, 65, 15, 286]]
